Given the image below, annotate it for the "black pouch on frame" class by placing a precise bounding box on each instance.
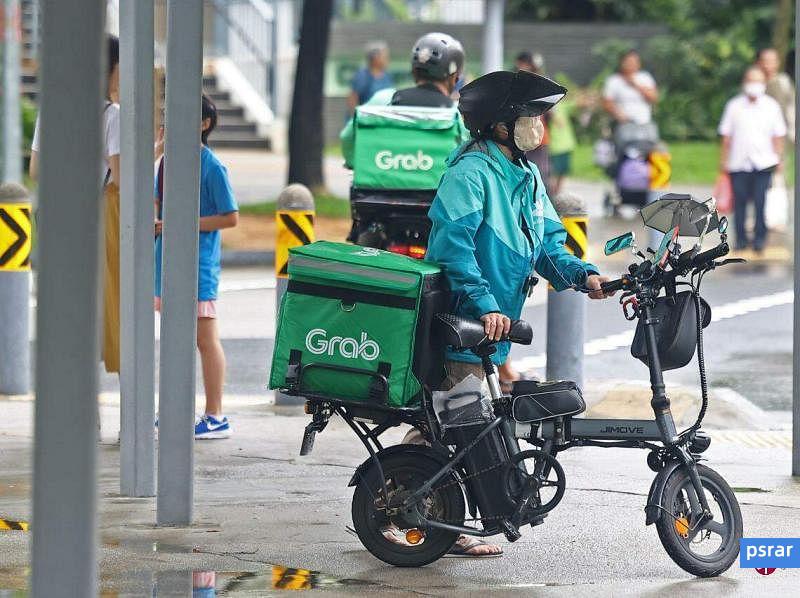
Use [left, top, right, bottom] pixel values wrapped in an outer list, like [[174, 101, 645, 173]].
[[631, 291, 711, 371]]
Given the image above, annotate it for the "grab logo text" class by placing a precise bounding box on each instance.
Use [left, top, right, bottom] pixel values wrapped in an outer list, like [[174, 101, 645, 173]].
[[374, 150, 433, 172], [305, 329, 380, 361]]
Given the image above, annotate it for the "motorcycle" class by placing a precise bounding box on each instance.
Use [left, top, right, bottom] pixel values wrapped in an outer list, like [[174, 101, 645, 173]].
[[347, 188, 434, 259], [294, 195, 743, 576]]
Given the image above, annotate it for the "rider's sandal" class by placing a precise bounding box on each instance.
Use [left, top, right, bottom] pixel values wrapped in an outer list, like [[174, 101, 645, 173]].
[[445, 537, 504, 558]]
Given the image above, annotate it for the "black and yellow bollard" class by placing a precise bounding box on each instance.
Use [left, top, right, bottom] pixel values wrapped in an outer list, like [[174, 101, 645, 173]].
[[546, 193, 588, 389], [275, 184, 314, 406]]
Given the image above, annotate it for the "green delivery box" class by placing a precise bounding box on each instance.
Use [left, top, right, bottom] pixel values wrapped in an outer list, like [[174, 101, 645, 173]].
[[352, 105, 464, 190], [269, 241, 449, 407]]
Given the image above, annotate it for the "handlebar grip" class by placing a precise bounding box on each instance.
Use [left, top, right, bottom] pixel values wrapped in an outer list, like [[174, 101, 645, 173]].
[[600, 278, 626, 294], [691, 242, 729, 267]]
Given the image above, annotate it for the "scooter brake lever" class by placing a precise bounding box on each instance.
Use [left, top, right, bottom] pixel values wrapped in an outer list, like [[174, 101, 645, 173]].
[[714, 258, 746, 267]]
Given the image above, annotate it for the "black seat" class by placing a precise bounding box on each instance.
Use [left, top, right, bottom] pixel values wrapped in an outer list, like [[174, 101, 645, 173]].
[[511, 380, 585, 422], [435, 313, 533, 350]]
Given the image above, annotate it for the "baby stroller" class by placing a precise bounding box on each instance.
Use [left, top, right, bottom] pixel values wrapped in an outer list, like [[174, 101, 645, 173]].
[[596, 122, 670, 218]]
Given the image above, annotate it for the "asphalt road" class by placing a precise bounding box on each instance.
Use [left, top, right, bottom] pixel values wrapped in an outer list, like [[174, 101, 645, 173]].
[[98, 260, 794, 414]]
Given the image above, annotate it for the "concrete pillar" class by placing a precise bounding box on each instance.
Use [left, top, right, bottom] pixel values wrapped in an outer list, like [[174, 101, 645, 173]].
[[156, 0, 204, 525], [1, 0, 22, 183], [272, 0, 297, 119], [119, 0, 156, 497], [31, 1, 106, 595], [792, 0, 799, 477], [0, 183, 30, 395], [481, 0, 505, 74]]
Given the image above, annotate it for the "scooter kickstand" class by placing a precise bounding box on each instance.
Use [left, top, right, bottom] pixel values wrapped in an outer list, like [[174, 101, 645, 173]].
[[300, 424, 317, 456]]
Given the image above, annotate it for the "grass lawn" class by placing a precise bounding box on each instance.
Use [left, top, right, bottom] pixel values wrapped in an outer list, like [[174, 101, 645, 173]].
[[239, 192, 350, 219], [572, 141, 795, 186]]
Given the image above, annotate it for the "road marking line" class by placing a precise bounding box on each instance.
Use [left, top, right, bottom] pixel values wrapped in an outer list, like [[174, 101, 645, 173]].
[[713, 430, 792, 449], [516, 289, 792, 372]]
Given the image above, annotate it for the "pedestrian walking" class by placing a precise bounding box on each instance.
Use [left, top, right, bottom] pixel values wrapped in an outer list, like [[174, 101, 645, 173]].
[[154, 95, 239, 439], [347, 41, 393, 115], [718, 66, 786, 253]]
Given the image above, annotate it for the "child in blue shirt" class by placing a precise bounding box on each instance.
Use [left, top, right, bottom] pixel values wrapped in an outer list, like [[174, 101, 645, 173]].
[[155, 95, 239, 439]]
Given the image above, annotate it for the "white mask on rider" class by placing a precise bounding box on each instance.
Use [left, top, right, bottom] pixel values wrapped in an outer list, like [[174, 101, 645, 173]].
[[513, 116, 545, 152], [743, 82, 766, 98]]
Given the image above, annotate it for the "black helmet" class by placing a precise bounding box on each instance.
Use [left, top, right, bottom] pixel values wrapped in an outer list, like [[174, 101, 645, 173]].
[[458, 70, 567, 136], [411, 32, 465, 81]]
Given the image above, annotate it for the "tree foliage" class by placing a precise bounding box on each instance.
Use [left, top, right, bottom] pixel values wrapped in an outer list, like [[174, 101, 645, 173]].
[[507, 0, 788, 140]]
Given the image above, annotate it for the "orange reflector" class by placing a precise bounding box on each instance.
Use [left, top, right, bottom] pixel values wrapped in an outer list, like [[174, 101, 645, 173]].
[[405, 529, 424, 545], [674, 516, 689, 538]]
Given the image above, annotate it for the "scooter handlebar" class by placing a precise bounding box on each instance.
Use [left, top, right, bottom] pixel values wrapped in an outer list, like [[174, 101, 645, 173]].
[[600, 276, 629, 294]]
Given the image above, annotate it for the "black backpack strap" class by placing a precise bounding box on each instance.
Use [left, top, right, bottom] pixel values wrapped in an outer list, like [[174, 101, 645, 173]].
[[368, 361, 392, 403]]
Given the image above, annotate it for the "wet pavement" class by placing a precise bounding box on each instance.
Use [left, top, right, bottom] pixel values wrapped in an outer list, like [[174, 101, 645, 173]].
[[0, 402, 799, 596]]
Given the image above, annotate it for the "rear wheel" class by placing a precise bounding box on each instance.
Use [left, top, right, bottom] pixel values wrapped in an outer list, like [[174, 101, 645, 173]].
[[351, 450, 465, 567], [655, 464, 742, 577]]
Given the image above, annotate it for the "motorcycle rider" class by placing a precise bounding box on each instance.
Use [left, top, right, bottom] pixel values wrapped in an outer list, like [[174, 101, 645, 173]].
[[390, 31, 464, 107], [341, 32, 467, 167], [424, 71, 613, 554]]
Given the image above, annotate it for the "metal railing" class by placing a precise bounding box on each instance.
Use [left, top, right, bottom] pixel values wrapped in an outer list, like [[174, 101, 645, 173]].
[[209, 0, 275, 111]]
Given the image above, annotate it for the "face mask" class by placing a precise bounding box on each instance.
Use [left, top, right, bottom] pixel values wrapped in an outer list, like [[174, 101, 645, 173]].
[[743, 82, 766, 98], [513, 116, 545, 152]]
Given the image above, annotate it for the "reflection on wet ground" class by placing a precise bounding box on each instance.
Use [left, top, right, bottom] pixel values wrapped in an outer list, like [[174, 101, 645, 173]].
[[0, 519, 28, 531], [0, 564, 377, 596]]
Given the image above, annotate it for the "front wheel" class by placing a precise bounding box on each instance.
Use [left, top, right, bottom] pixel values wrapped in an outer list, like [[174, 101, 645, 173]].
[[351, 450, 465, 567], [655, 463, 742, 577]]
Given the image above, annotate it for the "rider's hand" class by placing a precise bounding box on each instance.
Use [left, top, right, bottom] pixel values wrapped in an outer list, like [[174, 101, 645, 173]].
[[480, 312, 511, 341], [586, 274, 614, 299]]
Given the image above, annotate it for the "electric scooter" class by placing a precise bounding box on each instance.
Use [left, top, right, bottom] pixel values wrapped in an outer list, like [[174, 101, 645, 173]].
[[296, 196, 743, 576]]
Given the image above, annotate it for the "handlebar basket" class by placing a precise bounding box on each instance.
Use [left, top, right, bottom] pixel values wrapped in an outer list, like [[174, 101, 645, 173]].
[[631, 290, 711, 371]]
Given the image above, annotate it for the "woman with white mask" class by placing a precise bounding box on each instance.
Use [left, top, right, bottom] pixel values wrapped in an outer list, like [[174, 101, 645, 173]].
[[718, 66, 787, 252]]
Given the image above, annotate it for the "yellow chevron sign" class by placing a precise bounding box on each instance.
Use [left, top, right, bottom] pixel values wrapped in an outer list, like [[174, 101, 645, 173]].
[[276, 210, 314, 278], [649, 151, 671, 189], [562, 216, 588, 260], [0, 204, 32, 271]]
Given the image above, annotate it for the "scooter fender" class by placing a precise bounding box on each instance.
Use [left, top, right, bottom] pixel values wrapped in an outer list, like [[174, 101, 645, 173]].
[[645, 460, 683, 525], [347, 444, 452, 487]]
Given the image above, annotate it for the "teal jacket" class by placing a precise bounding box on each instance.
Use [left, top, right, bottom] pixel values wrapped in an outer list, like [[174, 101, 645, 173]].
[[426, 140, 598, 365]]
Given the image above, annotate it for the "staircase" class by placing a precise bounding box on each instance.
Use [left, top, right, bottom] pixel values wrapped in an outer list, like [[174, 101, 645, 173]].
[[203, 74, 270, 151]]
